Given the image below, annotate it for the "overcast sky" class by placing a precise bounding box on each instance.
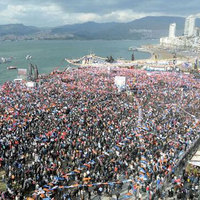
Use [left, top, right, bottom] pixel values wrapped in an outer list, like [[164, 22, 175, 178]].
[[0, 0, 199, 27]]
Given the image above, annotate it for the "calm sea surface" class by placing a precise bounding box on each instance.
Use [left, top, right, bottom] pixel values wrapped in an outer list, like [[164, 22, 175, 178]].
[[0, 39, 158, 84]]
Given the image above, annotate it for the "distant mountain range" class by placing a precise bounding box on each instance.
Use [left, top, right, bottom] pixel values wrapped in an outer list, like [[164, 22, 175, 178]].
[[1, 16, 200, 40], [0, 24, 39, 36]]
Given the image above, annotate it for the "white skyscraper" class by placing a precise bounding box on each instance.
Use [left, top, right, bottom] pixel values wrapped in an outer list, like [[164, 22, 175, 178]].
[[169, 23, 176, 38], [184, 16, 196, 37], [194, 27, 200, 37]]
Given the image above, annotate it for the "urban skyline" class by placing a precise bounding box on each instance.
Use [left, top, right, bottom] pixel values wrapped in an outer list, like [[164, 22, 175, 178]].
[[160, 15, 200, 48]]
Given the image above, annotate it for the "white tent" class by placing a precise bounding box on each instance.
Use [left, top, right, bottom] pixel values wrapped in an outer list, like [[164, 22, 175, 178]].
[[189, 150, 200, 167]]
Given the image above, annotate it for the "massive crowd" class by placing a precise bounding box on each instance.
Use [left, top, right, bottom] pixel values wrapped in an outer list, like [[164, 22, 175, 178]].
[[0, 67, 199, 199]]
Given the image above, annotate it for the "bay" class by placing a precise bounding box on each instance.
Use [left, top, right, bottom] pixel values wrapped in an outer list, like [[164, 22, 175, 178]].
[[0, 39, 158, 84]]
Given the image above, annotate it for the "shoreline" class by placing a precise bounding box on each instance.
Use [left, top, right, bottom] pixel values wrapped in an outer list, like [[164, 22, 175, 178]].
[[137, 44, 181, 60], [137, 44, 200, 62]]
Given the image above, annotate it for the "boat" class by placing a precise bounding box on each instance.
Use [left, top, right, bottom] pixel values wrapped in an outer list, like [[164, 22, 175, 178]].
[[65, 54, 108, 66], [0, 57, 13, 64], [128, 46, 138, 51], [26, 55, 32, 60], [7, 66, 17, 70]]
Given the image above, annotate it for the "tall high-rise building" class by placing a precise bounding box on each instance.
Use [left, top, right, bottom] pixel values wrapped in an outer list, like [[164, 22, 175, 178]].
[[194, 27, 200, 37], [169, 23, 176, 38], [184, 16, 196, 37]]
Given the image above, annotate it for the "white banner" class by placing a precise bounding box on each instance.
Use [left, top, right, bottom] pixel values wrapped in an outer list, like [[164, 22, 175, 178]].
[[18, 68, 27, 76], [26, 81, 36, 88], [114, 76, 126, 91]]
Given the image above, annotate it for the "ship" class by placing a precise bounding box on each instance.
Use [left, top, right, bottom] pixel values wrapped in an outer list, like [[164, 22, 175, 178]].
[[128, 46, 138, 51], [65, 54, 107, 66], [0, 57, 13, 64], [65, 54, 138, 68], [7, 66, 17, 70]]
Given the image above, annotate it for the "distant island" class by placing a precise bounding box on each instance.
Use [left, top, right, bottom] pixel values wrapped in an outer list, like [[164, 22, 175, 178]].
[[1, 16, 200, 41]]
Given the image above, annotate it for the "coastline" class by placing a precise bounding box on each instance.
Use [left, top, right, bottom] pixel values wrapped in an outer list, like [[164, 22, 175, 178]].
[[137, 44, 179, 60], [137, 44, 200, 63]]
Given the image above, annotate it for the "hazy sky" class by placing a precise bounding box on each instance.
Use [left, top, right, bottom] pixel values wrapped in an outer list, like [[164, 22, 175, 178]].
[[0, 0, 199, 27]]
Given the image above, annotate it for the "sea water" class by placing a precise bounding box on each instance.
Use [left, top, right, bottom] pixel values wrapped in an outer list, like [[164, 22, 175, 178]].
[[0, 39, 158, 84]]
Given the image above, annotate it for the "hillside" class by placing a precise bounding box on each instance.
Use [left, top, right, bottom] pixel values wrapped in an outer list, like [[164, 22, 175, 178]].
[[51, 16, 188, 39], [0, 24, 40, 36], [0, 16, 200, 40]]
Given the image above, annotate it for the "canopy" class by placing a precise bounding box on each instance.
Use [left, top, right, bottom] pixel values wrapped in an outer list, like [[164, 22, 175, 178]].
[[189, 150, 200, 167]]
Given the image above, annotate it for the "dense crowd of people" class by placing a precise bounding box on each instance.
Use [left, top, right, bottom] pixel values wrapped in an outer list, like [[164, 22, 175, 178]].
[[167, 165, 200, 199], [0, 67, 199, 199]]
